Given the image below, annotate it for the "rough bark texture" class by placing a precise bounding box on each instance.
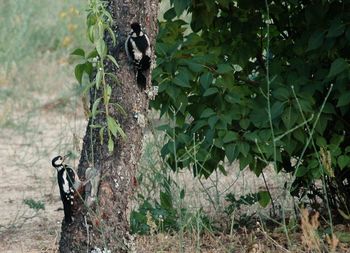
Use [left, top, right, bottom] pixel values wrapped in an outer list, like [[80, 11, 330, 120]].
[[59, 0, 158, 252]]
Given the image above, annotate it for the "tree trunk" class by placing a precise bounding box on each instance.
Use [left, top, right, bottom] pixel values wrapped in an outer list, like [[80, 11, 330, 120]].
[[59, 0, 158, 252]]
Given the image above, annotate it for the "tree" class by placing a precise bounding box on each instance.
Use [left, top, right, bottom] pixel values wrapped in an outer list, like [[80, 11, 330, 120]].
[[152, 0, 350, 213], [59, 0, 159, 252]]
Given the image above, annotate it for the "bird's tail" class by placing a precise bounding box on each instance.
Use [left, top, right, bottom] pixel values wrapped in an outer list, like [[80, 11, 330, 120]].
[[63, 201, 73, 224], [136, 70, 147, 90]]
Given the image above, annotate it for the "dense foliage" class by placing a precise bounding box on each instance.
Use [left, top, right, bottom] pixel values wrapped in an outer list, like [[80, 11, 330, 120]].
[[151, 0, 350, 212]]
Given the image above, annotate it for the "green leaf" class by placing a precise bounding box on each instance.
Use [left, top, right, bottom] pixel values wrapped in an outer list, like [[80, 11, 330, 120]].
[[239, 118, 250, 129], [200, 72, 213, 89], [218, 164, 228, 176], [96, 38, 107, 58], [87, 49, 99, 59], [338, 155, 350, 170], [180, 189, 185, 199], [327, 58, 348, 78], [223, 131, 238, 143], [71, 48, 85, 57], [81, 72, 90, 88], [327, 19, 345, 38], [203, 87, 218, 96], [104, 84, 112, 104], [106, 27, 116, 46], [107, 55, 119, 68], [258, 191, 270, 208], [173, 70, 191, 87], [238, 141, 249, 157], [173, 0, 190, 17], [307, 31, 324, 51], [88, 25, 95, 43], [271, 101, 284, 120], [295, 166, 309, 177], [273, 87, 290, 100], [200, 108, 215, 118], [96, 69, 102, 89], [164, 7, 176, 21], [225, 143, 238, 163], [74, 64, 85, 84], [160, 191, 173, 209], [97, 21, 105, 38], [335, 231, 350, 243], [108, 137, 114, 152], [217, 63, 233, 74], [337, 91, 350, 107], [91, 97, 102, 118], [208, 115, 218, 129], [107, 116, 126, 139]]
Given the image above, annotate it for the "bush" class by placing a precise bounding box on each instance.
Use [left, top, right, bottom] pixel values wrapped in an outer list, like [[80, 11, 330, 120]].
[[151, 1, 350, 215]]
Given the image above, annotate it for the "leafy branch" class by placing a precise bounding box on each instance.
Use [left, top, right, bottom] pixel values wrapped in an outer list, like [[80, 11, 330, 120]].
[[72, 0, 125, 153]]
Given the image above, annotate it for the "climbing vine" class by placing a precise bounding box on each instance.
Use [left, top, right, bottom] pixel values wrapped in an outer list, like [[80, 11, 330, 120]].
[[72, 0, 125, 153]]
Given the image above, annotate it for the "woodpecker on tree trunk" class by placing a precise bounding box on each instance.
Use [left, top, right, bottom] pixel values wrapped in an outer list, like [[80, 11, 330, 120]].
[[52, 155, 81, 224], [125, 22, 151, 90]]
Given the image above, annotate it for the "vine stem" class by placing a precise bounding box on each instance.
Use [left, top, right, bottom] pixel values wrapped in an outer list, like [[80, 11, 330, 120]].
[[264, 0, 277, 169]]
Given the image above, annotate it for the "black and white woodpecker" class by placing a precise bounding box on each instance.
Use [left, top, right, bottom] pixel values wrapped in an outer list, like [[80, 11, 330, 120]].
[[125, 22, 151, 89], [51, 155, 81, 224]]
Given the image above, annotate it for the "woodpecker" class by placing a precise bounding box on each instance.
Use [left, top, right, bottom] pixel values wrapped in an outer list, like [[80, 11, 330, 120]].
[[52, 155, 81, 224], [125, 22, 151, 89]]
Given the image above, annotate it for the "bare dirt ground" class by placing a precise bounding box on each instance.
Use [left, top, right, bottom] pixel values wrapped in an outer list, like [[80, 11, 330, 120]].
[[0, 106, 86, 252]]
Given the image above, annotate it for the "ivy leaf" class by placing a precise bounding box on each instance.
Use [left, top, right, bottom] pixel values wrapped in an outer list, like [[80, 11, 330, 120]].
[[258, 191, 270, 208], [200, 72, 213, 89], [108, 137, 114, 152], [75, 63, 86, 84], [71, 48, 85, 57], [218, 164, 228, 176], [307, 31, 324, 51], [164, 8, 176, 21], [337, 91, 350, 107], [327, 58, 348, 78], [200, 108, 215, 118], [217, 63, 233, 74], [160, 191, 173, 209], [107, 55, 119, 69], [239, 118, 250, 129], [107, 116, 126, 139], [96, 69, 102, 89], [173, 71, 191, 87], [238, 141, 249, 157], [338, 155, 350, 170], [203, 87, 218, 96], [91, 97, 102, 118], [106, 27, 116, 46], [208, 115, 218, 129], [173, 0, 190, 17], [223, 131, 238, 143], [180, 189, 185, 199], [327, 19, 345, 38], [96, 38, 107, 58], [225, 144, 238, 163]]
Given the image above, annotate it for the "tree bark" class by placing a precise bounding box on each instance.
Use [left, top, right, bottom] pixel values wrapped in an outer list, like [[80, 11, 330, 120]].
[[59, 0, 158, 252]]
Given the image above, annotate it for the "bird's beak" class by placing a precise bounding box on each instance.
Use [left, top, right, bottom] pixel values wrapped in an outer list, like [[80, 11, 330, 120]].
[[63, 154, 69, 161]]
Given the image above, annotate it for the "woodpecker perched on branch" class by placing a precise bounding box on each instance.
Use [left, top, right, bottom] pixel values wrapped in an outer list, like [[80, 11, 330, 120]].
[[52, 155, 81, 224], [125, 22, 151, 89]]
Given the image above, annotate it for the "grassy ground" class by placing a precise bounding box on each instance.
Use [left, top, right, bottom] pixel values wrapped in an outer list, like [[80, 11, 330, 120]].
[[1, 1, 350, 253]]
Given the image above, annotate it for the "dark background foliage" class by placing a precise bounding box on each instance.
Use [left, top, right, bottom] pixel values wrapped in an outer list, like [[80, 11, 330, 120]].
[[151, 0, 350, 213]]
